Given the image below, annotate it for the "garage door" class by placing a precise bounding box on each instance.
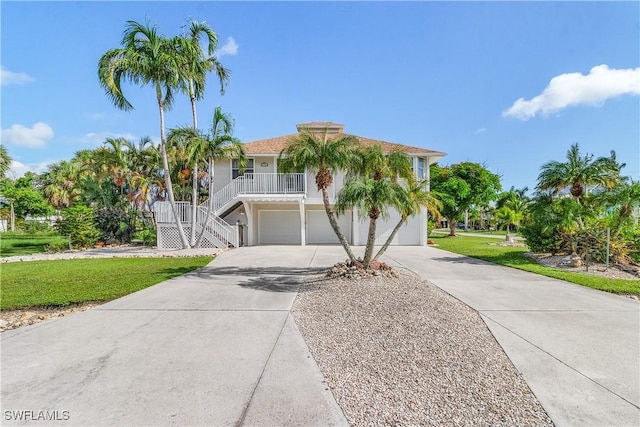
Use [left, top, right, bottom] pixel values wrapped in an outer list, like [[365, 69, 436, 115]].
[[307, 210, 352, 244], [374, 212, 421, 245], [258, 210, 301, 244]]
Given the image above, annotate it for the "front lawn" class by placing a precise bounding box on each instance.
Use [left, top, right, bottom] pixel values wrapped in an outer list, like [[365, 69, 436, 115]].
[[430, 233, 640, 295], [1, 257, 213, 310]]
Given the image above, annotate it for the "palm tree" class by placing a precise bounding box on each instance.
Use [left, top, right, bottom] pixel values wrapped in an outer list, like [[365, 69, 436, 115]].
[[537, 143, 623, 200], [41, 160, 83, 209], [0, 145, 12, 177], [279, 130, 360, 261], [373, 179, 442, 260], [167, 107, 245, 247], [99, 20, 190, 248], [337, 144, 415, 267], [495, 206, 522, 241]]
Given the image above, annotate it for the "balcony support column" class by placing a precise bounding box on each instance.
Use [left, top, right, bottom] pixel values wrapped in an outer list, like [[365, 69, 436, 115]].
[[298, 198, 306, 246]]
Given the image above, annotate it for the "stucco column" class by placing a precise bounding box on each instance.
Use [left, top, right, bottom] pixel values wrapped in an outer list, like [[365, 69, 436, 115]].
[[299, 198, 306, 246], [243, 201, 254, 246], [352, 206, 359, 246]]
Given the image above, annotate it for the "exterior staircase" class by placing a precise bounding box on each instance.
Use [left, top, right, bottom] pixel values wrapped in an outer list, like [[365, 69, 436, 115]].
[[153, 173, 305, 249]]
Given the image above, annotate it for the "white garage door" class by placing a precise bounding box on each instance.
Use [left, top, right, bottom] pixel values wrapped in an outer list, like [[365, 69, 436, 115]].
[[259, 210, 301, 244], [374, 211, 421, 245], [307, 210, 352, 244]]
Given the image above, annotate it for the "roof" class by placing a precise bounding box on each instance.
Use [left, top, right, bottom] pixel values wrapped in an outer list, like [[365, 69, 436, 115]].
[[242, 123, 446, 157]]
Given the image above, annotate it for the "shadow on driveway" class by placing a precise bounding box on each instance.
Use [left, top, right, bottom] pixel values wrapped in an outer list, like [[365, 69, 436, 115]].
[[181, 266, 329, 293]]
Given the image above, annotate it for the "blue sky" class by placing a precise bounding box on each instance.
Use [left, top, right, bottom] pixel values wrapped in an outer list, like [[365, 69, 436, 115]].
[[2, 1, 639, 192]]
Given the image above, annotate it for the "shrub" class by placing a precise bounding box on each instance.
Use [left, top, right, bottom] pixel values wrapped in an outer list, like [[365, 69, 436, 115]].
[[95, 206, 137, 243], [520, 220, 564, 254], [23, 221, 55, 234], [46, 240, 70, 253], [56, 205, 101, 249], [135, 225, 157, 246]]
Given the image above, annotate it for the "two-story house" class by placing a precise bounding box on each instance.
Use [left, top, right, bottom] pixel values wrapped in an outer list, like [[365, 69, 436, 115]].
[[154, 122, 446, 248]]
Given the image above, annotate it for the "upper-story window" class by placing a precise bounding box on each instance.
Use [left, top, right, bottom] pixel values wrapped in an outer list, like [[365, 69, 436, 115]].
[[416, 158, 426, 179], [232, 158, 254, 179]]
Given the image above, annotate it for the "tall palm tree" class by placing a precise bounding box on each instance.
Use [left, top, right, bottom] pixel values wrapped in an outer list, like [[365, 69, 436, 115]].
[[167, 107, 245, 247], [373, 179, 442, 260], [0, 145, 12, 178], [537, 143, 623, 201], [98, 20, 190, 248], [279, 130, 360, 261]]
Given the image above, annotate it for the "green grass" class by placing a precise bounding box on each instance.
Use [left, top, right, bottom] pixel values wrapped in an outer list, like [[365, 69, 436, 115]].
[[1, 234, 68, 257], [430, 233, 640, 295], [0, 257, 213, 310]]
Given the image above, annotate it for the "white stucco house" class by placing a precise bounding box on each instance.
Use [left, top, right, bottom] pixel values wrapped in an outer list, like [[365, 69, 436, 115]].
[[154, 122, 446, 248]]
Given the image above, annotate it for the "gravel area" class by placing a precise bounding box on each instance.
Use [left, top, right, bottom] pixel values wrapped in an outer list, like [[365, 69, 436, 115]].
[[526, 252, 639, 280], [292, 270, 553, 426]]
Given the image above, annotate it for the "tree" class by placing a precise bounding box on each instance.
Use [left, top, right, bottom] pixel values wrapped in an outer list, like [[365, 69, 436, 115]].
[[99, 20, 190, 248], [0, 175, 54, 230], [175, 20, 230, 246], [430, 162, 502, 236], [167, 107, 245, 247], [41, 160, 83, 209], [279, 130, 360, 261], [495, 206, 522, 241], [336, 145, 415, 267], [0, 145, 12, 178], [537, 143, 623, 201], [373, 178, 442, 260]]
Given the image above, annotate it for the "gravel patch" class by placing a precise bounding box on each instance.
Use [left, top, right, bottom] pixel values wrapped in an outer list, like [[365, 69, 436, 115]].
[[0, 303, 101, 332], [526, 252, 639, 280], [292, 270, 553, 426]]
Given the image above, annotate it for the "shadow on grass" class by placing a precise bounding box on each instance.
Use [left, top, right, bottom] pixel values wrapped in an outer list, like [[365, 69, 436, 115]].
[[181, 266, 328, 293]]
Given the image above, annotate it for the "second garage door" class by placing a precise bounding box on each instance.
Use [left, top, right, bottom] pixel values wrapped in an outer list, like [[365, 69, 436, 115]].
[[258, 210, 301, 244], [307, 210, 352, 244]]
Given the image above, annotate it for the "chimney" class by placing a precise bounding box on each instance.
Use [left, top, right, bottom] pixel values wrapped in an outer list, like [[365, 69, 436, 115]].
[[296, 122, 344, 135]]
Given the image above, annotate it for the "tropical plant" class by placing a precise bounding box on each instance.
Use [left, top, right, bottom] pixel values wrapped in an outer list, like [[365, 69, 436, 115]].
[[537, 143, 623, 201], [279, 130, 360, 261], [41, 160, 84, 209], [495, 206, 522, 240], [99, 20, 190, 247], [335, 145, 414, 267]]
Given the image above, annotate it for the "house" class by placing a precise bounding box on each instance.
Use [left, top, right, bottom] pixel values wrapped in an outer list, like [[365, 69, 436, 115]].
[[153, 122, 446, 248]]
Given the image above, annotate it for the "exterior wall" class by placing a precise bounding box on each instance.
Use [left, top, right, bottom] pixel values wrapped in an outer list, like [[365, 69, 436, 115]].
[[212, 160, 232, 194], [253, 156, 276, 174]]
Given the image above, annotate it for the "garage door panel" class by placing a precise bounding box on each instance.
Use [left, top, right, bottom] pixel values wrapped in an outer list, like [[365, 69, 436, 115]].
[[374, 211, 420, 245], [307, 210, 351, 244], [259, 211, 300, 244]]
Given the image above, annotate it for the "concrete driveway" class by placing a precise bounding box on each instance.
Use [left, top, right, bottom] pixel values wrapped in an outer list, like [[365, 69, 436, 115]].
[[1, 247, 348, 426], [2, 245, 639, 426]]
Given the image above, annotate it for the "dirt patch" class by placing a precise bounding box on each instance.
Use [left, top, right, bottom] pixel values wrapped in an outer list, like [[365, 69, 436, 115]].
[[526, 253, 639, 282]]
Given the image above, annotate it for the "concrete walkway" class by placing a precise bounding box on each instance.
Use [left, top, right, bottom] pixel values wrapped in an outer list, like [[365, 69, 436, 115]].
[[2, 245, 639, 426]]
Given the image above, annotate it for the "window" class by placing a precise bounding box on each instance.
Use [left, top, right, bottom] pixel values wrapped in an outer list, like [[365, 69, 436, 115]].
[[416, 158, 425, 179], [232, 158, 254, 179]]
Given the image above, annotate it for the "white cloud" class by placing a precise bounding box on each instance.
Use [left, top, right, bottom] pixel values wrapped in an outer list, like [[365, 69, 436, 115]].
[[217, 37, 238, 57], [1, 123, 54, 148], [1, 66, 34, 86], [503, 64, 640, 121], [84, 112, 106, 120], [475, 127, 486, 134], [8, 160, 54, 178]]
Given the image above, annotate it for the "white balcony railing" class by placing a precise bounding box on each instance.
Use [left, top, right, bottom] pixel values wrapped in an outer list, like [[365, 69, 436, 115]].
[[213, 173, 305, 213]]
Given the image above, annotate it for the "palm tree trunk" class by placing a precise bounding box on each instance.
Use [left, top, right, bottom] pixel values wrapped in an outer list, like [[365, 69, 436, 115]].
[[190, 163, 198, 246], [158, 96, 189, 248], [321, 187, 356, 262], [189, 79, 199, 247], [362, 215, 378, 268], [374, 218, 405, 261], [195, 159, 214, 248]]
